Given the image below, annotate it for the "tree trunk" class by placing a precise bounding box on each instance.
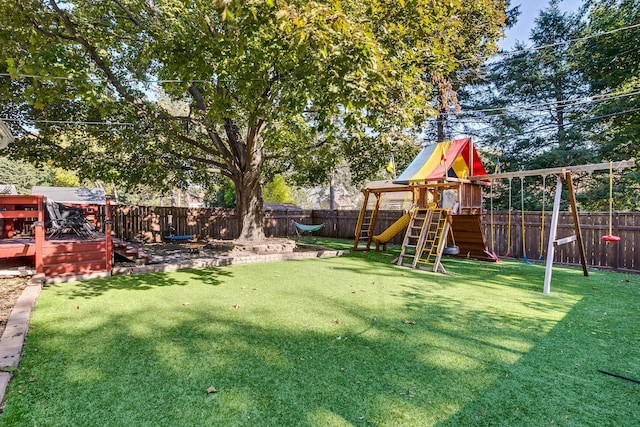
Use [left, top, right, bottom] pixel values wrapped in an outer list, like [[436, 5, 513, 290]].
[[231, 124, 266, 242], [436, 112, 446, 142], [234, 168, 265, 241]]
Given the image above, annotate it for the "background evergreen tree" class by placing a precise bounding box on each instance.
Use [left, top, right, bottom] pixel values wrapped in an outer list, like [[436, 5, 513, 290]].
[[576, 0, 640, 210]]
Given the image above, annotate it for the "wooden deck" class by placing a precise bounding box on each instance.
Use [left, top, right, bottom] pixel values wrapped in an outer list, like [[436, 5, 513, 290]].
[[0, 234, 159, 277], [0, 194, 115, 278], [0, 234, 110, 277]]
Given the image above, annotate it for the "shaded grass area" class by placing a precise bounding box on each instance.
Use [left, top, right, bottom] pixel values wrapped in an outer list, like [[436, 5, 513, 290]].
[[1, 239, 639, 426]]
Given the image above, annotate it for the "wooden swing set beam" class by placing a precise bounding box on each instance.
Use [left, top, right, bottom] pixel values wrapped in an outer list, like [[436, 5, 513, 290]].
[[474, 159, 635, 295], [470, 160, 635, 181]]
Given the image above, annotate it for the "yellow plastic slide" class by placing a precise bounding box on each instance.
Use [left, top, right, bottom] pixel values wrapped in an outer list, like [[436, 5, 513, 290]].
[[372, 213, 411, 251]]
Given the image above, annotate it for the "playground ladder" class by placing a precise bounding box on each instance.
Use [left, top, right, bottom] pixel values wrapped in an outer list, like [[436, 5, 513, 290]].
[[415, 209, 449, 273], [397, 208, 433, 267], [397, 208, 449, 273], [353, 190, 382, 251]]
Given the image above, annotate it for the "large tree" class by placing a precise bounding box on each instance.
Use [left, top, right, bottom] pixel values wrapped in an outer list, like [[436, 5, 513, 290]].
[[460, 1, 594, 170], [576, 0, 640, 209], [0, 0, 509, 241], [427, 2, 521, 143], [578, 0, 639, 159]]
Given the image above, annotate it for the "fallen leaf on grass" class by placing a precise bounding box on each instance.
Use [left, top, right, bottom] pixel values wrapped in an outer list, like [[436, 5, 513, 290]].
[[331, 319, 340, 324], [402, 319, 417, 325], [182, 302, 190, 306], [233, 303, 241, 309], [206, 386, 218, 394]]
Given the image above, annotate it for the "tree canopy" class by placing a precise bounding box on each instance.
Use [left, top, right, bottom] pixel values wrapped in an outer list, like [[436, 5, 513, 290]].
[[0, 0, 509, 240], [453, 0, 639, 210]]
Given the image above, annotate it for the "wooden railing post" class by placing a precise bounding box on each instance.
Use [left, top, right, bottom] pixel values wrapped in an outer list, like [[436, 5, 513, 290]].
[[105, 196, 113, 271], [34, 195, 45, 275]]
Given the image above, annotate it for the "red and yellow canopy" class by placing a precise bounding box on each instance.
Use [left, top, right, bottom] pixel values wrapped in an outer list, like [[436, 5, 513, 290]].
[[394, 137, 486, 184]]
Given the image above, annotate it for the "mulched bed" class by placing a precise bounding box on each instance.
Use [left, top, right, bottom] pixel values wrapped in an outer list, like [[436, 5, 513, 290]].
[[0, 277, 28, 337]]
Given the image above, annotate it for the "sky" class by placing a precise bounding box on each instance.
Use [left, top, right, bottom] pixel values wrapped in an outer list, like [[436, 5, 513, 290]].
[[500, 0, 585, 49]]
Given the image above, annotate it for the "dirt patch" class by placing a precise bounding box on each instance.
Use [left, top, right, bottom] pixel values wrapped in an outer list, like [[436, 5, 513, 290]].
[[0, 277, 28, 337], [115, 240, 324, 267]]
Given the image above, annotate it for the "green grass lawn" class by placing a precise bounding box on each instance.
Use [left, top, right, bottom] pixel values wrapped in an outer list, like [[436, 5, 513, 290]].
[[1, 239, 639, 426]]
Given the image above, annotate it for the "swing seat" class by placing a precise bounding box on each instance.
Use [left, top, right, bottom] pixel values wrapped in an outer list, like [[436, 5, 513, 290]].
[[442, 245, 460, 256], [164, 234, 194, 242], [601, 235, 621, 242]]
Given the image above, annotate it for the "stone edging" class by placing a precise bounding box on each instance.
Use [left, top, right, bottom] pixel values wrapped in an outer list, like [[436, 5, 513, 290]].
[[0, 274, 44, 408], [110, 248, 349, 277]]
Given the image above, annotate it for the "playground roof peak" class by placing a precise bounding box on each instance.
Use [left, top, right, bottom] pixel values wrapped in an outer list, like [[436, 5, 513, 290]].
[[395, 137, 487, 185]]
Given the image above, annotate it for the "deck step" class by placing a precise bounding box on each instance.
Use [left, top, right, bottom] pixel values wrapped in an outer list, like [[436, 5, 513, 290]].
[[113, 239, 161, 264]]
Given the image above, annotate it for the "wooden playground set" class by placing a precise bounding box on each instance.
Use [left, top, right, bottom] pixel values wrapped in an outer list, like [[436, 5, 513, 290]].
[[352, 137, 634, 293]]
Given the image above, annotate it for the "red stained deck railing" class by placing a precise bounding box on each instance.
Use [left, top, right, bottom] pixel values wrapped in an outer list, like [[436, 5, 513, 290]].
[[0, 195, 45, 274]]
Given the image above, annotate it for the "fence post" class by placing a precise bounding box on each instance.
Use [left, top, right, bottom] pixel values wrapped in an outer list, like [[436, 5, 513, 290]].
[[285, 209, 289, 238]]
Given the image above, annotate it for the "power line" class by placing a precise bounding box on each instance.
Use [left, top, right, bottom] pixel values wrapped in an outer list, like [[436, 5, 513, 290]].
[[496, 22, 640, 57], [461, 21, 640, 65], [3, 104, 637, 130], [464, 88, 640, 114], [0, 72, 269, 84], [1, 117, 135, 126], [447, 107, 640, 138]]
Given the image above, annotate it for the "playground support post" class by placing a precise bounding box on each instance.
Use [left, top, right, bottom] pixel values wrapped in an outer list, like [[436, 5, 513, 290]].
[[544, 175, 563, 294], [543, 173, 588, 294], [567, 174, 589, 277]]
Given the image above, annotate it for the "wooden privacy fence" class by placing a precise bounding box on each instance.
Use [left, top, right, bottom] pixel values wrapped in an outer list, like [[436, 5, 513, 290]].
[[102, 205, 318, 242], [482, 211, 640, 274], [100, 206, 640, 273]]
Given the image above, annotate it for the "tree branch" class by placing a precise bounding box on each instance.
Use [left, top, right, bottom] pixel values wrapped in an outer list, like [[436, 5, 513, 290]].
[[41, 7, 234, 178], [112, 0, 144, 27], [186, 83, 238, 169], [49, 0, 142, 106], [204, 15, 217, 40], [224, 118, 246, 169], [16, 1, 75, 41], [168, 150, 233, 179]]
